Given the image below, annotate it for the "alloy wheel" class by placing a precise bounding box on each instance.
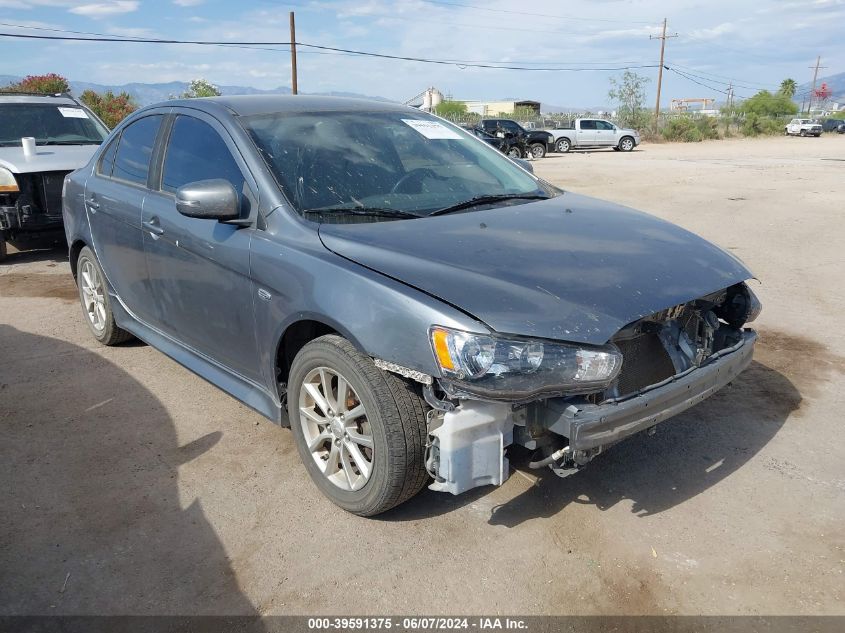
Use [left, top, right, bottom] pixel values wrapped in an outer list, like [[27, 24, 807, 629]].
[[79, 258, 106, 333], [621, 138, 634, 151], [298, 366, 374, 491]]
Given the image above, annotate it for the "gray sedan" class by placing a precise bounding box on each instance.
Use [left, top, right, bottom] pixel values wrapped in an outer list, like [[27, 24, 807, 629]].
[[63, 96, 760, 516]]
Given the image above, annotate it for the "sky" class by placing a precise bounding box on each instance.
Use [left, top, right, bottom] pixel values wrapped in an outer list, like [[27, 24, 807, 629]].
[[0, 0, 842, 108]]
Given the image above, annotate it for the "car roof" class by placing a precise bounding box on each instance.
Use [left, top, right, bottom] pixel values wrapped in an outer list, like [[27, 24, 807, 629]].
[[160, 95, 410, 118], [0, 93, 79, 106]]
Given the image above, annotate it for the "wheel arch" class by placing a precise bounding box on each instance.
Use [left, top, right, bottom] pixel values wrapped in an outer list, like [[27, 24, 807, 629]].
[[69, 238, 88, 280], [274, 316, 367, 399]]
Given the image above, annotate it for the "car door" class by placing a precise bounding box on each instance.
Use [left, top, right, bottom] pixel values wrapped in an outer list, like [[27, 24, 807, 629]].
[[141, 111, 261, 382], [595, 120, 616, 146], [577, 119, 598, 145], [84, 113, 164, 323]]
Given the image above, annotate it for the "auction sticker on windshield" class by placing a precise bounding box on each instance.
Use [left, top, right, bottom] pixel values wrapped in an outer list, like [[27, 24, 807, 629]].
[[57, 107, 89, 119], [402, 119, 463, 140]]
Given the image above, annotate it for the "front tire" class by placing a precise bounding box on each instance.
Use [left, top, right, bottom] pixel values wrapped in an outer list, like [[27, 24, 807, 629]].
[[0, 237, 6, 263], [529, 143, 546, 159], [619, 136, 635, 152], [76, 246, 132, 345], [288, 334, 429, 516], [555, 137, 571, 153]]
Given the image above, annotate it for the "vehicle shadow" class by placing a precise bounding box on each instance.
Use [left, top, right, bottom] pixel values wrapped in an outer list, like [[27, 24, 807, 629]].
[[1, 239, 68, 266], [384, 359, 798, 524], [0, 325, 261, 618]]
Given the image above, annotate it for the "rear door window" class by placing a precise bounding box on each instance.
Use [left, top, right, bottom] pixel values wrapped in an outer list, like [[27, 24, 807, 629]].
[[580, 120, 597, 130], [161, 115, 245, 196], [112, 115, 162, 186]]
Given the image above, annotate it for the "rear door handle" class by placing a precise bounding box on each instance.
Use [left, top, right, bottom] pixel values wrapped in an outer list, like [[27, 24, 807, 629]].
[[142, 218, 165, 236]]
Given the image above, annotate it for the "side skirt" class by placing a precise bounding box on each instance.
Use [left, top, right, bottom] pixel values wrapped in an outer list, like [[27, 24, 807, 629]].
[[110, 295, 285, 425]]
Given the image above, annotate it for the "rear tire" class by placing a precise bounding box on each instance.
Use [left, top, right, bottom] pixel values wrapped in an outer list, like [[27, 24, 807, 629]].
[[288, 334, 429, 516], [0, 238, 6, 263], [76, 246, 133, 346], [506, 145, 523, 159], [555, 137, 571, 153], [529, 143, 546, 159], [800, 129, 807, 137]]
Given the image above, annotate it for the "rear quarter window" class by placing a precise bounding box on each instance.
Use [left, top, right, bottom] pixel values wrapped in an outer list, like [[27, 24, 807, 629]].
[[112, 115, 162, 186]]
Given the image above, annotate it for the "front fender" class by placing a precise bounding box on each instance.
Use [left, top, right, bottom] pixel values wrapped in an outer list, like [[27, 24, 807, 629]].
[[249, 221, 487, 399]]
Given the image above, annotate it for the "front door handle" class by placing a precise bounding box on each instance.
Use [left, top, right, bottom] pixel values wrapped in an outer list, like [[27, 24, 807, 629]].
[[142, 218, 165, 236], [86, 197, 100, 212]]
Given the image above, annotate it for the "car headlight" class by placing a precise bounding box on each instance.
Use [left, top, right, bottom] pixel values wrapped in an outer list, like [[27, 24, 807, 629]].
[[430, 326, 622, 399], [0, 167, 19, 193]]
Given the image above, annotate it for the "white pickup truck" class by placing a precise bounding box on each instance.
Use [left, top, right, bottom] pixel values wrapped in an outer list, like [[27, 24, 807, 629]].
[[547, 118, 641, 153], [784, 118, 822, 137]]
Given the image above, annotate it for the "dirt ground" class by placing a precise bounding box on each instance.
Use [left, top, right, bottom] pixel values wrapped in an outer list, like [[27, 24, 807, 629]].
[[1, 135, 843, 616]]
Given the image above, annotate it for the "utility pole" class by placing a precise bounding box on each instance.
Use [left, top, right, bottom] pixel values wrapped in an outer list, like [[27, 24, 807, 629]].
[[807, 56, 826, 114], [727, 82, 733, 111], [289, 11, 298, 95], [650, 18, 677, 132]]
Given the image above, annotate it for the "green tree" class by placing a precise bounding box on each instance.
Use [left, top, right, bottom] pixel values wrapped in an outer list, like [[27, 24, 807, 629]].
[[779, 78, 797, 98], [180, 78, 221, 98], [433, 100, 467, 117], [608, 70, 651, 128], [79, 89, 138, 129], [740, 90, 798, 117], [5, 73, 70, 94]]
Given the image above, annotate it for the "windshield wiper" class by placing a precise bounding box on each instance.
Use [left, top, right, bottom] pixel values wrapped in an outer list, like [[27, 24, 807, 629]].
[[38, 140, 102, 146], [428, 193, 550, 217], [303, 206, 423, 220]]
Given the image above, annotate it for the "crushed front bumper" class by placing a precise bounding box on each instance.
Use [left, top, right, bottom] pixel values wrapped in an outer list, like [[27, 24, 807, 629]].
[[545, 329, 756, 451]]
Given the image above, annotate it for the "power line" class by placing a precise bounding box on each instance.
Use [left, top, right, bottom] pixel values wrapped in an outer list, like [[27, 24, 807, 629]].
[[418, 0, 657, 24], [0, 30, 659, 72]]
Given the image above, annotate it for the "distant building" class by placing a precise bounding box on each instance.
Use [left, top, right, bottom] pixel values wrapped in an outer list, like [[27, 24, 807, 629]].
[[459, 99, 541, 116]]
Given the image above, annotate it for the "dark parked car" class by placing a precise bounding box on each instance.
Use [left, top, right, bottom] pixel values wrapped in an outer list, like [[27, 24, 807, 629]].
[[479, 118, 553, 159], [63, 96, 760, 516], [0, 92, 108, 261], [822, 118, 845, 133], [462, 125, 527, 159]]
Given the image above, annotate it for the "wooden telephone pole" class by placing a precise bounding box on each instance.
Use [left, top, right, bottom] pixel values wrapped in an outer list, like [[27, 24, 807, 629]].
[[290, 11, 298, 95], [807, 56, 826, 114], [650, 18, 677, 132]]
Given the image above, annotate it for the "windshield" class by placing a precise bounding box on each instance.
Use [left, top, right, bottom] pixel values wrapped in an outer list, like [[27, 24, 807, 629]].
[[241, 110, 555, 219], [0, 103, 108, 146]]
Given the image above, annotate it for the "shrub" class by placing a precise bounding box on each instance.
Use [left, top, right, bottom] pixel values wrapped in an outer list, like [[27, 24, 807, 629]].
[[741, 113, 783, 137], [4, 73, 70, 95], [661, 116, 720, 142], [79, 89, 138, 129]]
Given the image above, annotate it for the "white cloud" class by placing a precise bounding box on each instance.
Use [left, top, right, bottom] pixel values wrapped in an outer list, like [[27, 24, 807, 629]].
[[69, 1, 138, 17], [173, 0, 204, 6]]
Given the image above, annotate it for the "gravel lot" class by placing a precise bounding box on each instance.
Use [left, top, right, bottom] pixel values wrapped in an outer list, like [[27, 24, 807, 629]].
[[1, 135, 843, 616]]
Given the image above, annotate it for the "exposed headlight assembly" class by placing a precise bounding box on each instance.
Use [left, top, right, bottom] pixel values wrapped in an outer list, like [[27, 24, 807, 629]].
[[430, 326, 622, 400], [0, 167, 19, 193]]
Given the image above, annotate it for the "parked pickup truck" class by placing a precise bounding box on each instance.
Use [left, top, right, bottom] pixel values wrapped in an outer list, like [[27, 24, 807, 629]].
[[547, 118, 640, 153], [479, 119, 554, 159], [784, 119, 822, 137]]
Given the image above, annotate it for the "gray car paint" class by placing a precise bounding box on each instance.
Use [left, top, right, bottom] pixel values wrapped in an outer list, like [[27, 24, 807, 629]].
[[318, 193, 751, 344], [63, 95, 753, 425]]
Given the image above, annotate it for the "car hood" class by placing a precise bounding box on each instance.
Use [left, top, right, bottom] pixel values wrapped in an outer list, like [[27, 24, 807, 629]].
[[0, 145, 99, 174], [317, 193, 752, 345]]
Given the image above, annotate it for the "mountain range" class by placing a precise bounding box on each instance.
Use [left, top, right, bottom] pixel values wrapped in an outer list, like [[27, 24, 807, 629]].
[[0, 75, 393, 106]]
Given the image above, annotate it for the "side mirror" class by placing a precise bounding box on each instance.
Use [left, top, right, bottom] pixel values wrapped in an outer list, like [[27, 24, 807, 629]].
[[176, 179, 240, 221], [513, 158, 534, 173]]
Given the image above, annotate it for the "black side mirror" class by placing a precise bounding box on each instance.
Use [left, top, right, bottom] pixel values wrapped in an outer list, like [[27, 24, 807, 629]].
[[176, 179, 240, 221]]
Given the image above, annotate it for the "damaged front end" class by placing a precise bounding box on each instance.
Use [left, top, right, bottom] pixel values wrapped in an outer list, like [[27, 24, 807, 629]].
[[423, 282, 760, 495], [0, 170, 68, 241]]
